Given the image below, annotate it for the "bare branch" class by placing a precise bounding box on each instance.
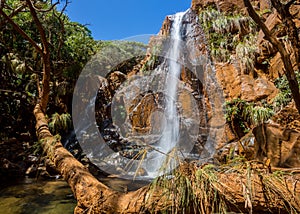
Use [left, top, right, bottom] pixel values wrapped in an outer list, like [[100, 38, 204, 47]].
[[25, 0, 48, 55], [243, 0, 280, 47], [32, 1, 59, 13], [53, 2, 68, 61], [25, 0, 51, 112], [58, 0, 69, 17], [271, 0, 300, 71]]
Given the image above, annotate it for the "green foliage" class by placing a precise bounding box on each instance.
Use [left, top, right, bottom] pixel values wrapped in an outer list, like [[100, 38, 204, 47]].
[[224, 72, 300, 134], [61, 21, 98, 79], [273, 71, 300, 111], [243, 104, 274, 126], [141, 44, 162, 73], [144, 163, 230, 213], [198, 6, 258, 69], [273, 91, 291, 110], [48, 113, 72, 134], [32, 141, 43, 155], [225, 98, 247, 122], [235, 34, 257, 73], [89, 40, 147, 76], [225, 98, 274, 133], [0, 0, 101, 137]]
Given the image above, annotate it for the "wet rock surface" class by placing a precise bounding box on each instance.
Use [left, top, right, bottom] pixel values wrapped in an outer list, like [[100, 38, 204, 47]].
[[90, 9, 227, 175]]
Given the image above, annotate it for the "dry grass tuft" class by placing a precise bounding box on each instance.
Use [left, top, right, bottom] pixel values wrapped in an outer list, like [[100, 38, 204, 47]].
[[140, 159, 300, 214]]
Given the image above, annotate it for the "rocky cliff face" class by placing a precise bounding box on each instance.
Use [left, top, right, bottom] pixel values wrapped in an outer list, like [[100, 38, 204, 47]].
[[191, 0, 245, 12], [92, 0, 300, 170], [254, 103, 300, 168], [190, 0, 300, 167]]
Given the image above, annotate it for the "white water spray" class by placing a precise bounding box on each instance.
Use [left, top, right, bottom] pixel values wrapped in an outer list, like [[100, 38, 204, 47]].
[[159, 12, 185, 154], [145, 11, 186, 177]]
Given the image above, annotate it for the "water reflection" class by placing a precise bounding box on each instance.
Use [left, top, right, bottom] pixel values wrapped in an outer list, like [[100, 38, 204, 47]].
[[0, 178, 76, 214]]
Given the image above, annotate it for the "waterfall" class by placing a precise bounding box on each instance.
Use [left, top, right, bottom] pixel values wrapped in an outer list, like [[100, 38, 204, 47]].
[[144, 11, 186, 177], [73, 8, 225, 180], [160, 12, 185, 151]]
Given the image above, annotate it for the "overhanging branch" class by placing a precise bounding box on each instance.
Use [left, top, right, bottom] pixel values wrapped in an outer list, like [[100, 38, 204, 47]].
[[25, 0, 48, 55]]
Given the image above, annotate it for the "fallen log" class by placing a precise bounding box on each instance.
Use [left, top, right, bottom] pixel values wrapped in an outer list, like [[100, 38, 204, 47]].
[[34, 104, 300, 214]]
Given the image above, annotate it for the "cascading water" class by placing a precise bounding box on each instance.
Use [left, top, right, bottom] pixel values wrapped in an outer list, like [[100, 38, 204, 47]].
[[159, 12, 185, 152], [144, 11, 186, 177], [73, 8, 225, 180]]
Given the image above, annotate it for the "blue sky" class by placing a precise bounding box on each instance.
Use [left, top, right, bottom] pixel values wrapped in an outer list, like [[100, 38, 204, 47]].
[[63, 0, 191, 40]]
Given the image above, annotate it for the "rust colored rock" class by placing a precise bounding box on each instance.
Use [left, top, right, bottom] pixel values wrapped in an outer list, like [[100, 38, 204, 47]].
[[240, 76, 278, 102], [253, 104, 300, 168], [159, 16, 171, 36], [216, 63, 277, 102], [178, 89, 195, 119], [216, 63, 242, 99], [130, 93, 158, 133], [268, 53, 284, 79], [291, 4, 300, 28], [259, 0, 272, 13], [191, 0, 245, 13], [107, 71, 127, 93]]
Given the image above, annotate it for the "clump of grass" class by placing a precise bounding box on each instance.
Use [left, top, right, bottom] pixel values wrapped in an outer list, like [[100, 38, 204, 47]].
[[272, 71, 300, 111], [235, 34, 258, 74], [198, 6, 258, 65], [258, 169, 300, 213], [48, 112, 72, 134], [224, 98, 274, 135], [273, 91, 291, 111], [142, 163, 232, 214], [243, 104, 274, 126]]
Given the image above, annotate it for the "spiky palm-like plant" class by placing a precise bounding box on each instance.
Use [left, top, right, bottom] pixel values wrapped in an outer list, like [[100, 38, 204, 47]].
[[235, 34, 258, 73], [48, 112, 72, 134], [199, 6, 257, 63], [243, 104, 274, 126]]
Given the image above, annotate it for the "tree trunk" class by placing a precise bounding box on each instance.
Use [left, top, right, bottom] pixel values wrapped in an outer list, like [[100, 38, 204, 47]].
[[34, 104, 300, 213], [271, 0, 300, 71]]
